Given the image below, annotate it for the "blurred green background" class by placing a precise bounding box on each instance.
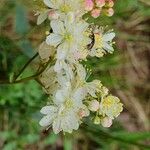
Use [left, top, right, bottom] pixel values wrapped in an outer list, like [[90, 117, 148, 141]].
[[0, 0, 150, 149]]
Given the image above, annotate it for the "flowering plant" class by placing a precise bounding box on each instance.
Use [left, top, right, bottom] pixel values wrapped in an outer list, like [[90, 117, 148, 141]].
[[36, 0, 123, 134]]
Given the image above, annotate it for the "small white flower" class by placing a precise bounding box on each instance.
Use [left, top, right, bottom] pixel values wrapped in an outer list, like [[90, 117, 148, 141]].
[[43, 0, 85, 17], [75, 63, 102, 97], [46, 19, 89, 61], [99, 96, 123, 119], [89, 27, 115, 57], [39, 84, 88, 134]]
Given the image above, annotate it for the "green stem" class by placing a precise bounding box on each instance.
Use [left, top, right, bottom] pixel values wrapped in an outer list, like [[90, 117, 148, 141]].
[[13, 52, 39, 81], [0, 58, 55, 85]]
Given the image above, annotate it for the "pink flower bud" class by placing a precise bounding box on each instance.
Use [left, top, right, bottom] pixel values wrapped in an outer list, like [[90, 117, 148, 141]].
[[91, 8, 101, 18], [48, 10, 59, 19], [101, 117, 112, 127], [89, 100, 100, 111], [106, 8, 114, 16], [95, 0, 105, 8], [84, 0, 94, 11], [107, 0, 114, 7], [78, 109, 87, 118]]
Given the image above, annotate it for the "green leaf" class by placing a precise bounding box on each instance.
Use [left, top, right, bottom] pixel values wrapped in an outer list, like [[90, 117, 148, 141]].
[[112, 131, 150, 142]]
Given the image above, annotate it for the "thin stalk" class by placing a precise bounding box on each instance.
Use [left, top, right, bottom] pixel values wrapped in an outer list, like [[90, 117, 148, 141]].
[[0, 58, 55, 85], [13, 52, 39, 81]]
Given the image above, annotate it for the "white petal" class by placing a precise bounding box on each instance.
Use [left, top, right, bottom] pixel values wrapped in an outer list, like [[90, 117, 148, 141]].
[[37, 12, 48, 25], [40, 106, 57, 115], [103, 33, 115, 42], [103, 42, 114, 52], [51, 20, 65, 34], [73, 88, 85, 106], [39, 115, 53, 127], [52, 118, 62, 134], [77, 64, 86, 80], [54, 90, 65, 105], [56, 43, 68, 60], [76, 22, 88, 33], [54, 60, 63, 72], [46, 33, 62, 46], [43, 0, 55, 8]]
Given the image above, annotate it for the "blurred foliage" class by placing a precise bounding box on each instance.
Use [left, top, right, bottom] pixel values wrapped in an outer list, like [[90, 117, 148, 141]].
[[0, 0, 150, 149]]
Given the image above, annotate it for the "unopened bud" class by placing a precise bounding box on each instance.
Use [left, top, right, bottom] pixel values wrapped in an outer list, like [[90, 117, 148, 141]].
[[101, 117, 112, 127], [78, 108, 89, 118], [45, 31, 50, 35], [94, 116, 101, 124], [48, 10, 59, 19], [91, 8, 101, 18], [96, 0, 105, 8], [84, 0, 94, 11], [107, 0, 114, 7], [89, 100, 100, 112], [106, 8, 114, 17]]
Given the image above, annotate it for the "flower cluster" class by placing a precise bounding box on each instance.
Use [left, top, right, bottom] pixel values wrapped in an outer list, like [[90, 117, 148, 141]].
[[36, 0, 123, 134], [84, 0, 115, 18]]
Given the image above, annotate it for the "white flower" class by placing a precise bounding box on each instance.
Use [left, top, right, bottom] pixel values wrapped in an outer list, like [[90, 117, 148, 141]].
[[89, 28, 115, 57], [75, 63, 102, 97], [39, 84, 88, 134], [43, 0, 85, 17], [54, 60, 74, 80], [99, 96, 123, 119], [46, 19, 89, 60]]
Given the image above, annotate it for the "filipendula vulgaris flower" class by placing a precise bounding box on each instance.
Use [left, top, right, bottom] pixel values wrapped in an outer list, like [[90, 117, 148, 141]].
[[95, 95, 123, 128], [43, 0, 85, 20], [46, 16, 90, 73], [89, 26, 115, 58], [99, 95, 123, 119], [37, 0, 123, 134], [37, 0, 84, 25], [75, 63, 103, 97], [46, 17, 90, 60], [39, 81, 89, 134]]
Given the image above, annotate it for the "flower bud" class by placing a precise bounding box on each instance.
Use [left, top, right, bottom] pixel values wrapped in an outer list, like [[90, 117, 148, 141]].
[[91, 8, 101, 18], [78, 107, 90, 118], [84, 0, 94, 11], [48, 10, 59, 19], [107, 0, 114, 7], [101, 117, 112, 127], [96, 0, 105, 8], [88, 100, 100, 112], [106, 8, 114, 17], [94, 116, 101, 124]]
